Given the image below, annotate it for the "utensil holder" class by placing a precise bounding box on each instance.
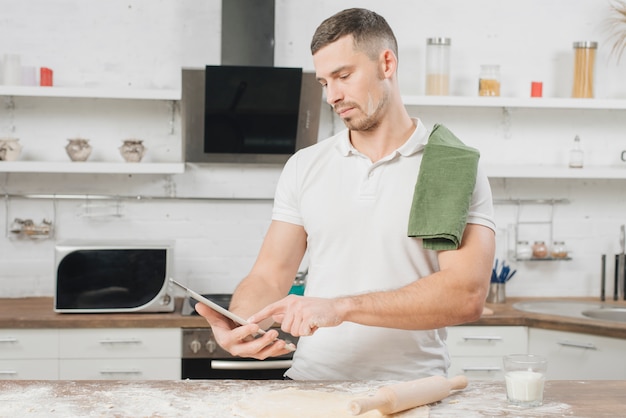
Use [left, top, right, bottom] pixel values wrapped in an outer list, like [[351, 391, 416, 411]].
[[487, 283, 506, 304]]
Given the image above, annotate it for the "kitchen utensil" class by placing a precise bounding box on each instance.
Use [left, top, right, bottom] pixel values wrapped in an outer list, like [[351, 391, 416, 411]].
[[601, 254, 606, 301], [618, 225, 625, 301], [348, 375, 468, 416], [169, 278, 296, 351]]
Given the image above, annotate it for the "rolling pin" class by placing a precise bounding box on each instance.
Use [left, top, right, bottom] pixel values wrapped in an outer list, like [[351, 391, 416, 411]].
[[348, 375, 468, 416]]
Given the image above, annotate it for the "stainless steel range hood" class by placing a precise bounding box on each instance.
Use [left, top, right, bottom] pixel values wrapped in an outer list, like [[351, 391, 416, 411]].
[[221, 0, 275, 67], [182, 0, 322, 165]]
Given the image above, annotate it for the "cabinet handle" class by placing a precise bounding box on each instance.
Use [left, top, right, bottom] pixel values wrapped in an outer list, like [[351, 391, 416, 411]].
[[462, 336, 503, 341], [99, 369, 142, 375], [0, 370, 17, 375], [461, 366, 502, 372], [557, 339, 597, 350], [99, 339, 142, 345], [211, 360, 293, 371], [0, 338, 18, 343]]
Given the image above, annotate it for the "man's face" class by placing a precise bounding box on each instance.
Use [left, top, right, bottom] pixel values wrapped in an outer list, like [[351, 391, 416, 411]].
[[313, 35, 389, 132]]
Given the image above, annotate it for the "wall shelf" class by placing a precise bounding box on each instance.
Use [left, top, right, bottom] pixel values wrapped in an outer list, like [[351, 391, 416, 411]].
[[402, 95, 626, 110], [485, 165, 626, 179], [0, 161, 185, 174], [0, 86, 181, 100]]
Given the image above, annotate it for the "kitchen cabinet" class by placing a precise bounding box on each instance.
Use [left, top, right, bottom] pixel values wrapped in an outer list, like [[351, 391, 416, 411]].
[[446, 326, 527, 380], [0, 86, 183, 174], [528, 328, 626, 380], [0, 329, 59, 380], [58, 328, 181, 380], [403, 95, 626, 180]]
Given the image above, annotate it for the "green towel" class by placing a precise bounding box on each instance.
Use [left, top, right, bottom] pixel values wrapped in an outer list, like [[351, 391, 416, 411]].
[[407, 124, 479, 251]]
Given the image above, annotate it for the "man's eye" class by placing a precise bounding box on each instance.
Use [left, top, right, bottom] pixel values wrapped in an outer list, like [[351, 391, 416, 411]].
[[339, 73, 350, 80]]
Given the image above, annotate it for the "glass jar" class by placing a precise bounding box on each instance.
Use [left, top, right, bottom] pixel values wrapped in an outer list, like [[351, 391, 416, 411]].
[[425, 37, 451, 96], [532, 241, 549, 259], [478, 64, 501, 96], [569, 135, 584, 168], [551, 241, 568, 259], [572, 41, 597, 98], [516, 240, 532, 260]]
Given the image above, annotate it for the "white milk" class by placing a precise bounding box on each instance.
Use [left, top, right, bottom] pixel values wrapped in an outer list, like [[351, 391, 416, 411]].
[[505, 370, 545, 405]]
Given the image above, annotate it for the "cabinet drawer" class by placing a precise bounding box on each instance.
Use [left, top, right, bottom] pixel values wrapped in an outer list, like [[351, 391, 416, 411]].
[[447, 326, 527, 356], [59, 358, 180, 380], [0, 359, 58, 380], [448, 356, 504, 380], [0, 329, 59, 359], [528, 328, 626, 379], [59, 328, 181, 359]]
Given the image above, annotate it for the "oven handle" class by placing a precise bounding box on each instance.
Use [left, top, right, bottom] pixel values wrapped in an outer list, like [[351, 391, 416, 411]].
[[211, 360, 293, 370]]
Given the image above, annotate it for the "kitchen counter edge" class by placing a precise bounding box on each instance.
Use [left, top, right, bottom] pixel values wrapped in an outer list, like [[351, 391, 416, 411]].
[[1, 296, 626, 339]]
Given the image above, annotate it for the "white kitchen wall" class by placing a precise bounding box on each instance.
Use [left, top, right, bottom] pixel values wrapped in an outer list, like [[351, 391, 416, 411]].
[[1, 0, 626, 298]]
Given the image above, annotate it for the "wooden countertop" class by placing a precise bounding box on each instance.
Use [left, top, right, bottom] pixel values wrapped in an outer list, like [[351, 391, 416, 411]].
[[1, 296, 626, 339], [0, 379, 623, 417], [0, 297, 209, 329]]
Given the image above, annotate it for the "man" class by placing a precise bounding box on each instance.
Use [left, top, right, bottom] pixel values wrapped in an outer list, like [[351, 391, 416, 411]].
[[197, 8, 496, 380]]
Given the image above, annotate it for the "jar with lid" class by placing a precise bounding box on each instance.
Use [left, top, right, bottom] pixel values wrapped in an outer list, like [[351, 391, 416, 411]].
[[516, 240, 532, 260], [572, 41, 597, 98], [478, 65, 501, 96], [569, 135, 584, 168], [425, 37, 451, 96], [551, 241, 568, 259], [532, 241, 549, 259]]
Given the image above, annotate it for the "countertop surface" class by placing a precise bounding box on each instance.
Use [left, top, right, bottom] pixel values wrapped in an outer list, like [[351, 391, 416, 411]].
[[1, 296, 626, 339], [0, 379, 623, 417]]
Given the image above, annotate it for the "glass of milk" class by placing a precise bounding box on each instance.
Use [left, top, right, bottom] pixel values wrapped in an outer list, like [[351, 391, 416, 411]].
[[503, 354, 548, 407]]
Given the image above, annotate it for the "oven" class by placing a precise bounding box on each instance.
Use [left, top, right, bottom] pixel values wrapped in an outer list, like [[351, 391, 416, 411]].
[[180, 294, 298, 380]]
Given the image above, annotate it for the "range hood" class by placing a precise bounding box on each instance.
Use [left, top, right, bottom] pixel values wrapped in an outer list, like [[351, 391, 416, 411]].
[[182, 0, 322, 164], [221, 0, 275, 67]]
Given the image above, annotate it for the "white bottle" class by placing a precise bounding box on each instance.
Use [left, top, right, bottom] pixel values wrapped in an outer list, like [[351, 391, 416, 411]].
[[569, 135, 584, 168]]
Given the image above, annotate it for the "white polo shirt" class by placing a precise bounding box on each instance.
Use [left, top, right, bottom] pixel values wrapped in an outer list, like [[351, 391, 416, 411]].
[[273, 118, 495, 380]]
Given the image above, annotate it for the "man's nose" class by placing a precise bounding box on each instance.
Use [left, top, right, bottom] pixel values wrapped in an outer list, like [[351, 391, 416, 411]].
[[325, 82, 342, 105]]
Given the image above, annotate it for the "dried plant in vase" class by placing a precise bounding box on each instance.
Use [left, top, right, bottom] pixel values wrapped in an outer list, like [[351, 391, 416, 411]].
[[607, 0, 626, 62]]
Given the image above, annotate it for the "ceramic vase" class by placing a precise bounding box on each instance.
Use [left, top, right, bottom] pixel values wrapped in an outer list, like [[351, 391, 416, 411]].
[[66, 138, 92, 162], [119, 139, 146, 162]]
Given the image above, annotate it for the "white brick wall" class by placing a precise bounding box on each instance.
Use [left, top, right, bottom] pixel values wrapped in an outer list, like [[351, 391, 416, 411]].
[[1, 0, 626, 298]]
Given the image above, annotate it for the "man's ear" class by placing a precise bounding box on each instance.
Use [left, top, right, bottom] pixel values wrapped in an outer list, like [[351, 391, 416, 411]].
[[379, 49, 398, 79]]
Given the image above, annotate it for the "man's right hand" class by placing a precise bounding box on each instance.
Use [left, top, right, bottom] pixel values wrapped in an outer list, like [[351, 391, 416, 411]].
[[195, 302, 295, 359]]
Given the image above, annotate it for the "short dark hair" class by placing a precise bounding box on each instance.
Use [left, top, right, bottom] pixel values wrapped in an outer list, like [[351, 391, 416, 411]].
[[310, 8, 398, 61]]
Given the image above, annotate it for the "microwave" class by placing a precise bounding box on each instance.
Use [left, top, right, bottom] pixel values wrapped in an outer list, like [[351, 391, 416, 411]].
[[54, 241, 175, 313]]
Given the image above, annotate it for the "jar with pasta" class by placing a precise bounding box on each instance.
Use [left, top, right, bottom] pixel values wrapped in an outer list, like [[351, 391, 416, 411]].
[[572, 41, 597, 98], [425, 37, 451, 96], [478, 64, 500, 97]]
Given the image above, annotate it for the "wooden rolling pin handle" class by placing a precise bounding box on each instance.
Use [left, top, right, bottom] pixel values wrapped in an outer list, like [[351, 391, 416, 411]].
[[348, 375, 468, 416]]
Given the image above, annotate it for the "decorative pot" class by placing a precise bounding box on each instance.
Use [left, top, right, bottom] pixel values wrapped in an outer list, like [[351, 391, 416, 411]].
[[66, 138, 92, 162], [0, 138, 22, 161], [119, 139, 146, 163]]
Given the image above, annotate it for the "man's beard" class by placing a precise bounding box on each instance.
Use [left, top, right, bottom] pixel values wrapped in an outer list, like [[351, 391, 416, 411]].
[[338, 90, 389, 132]]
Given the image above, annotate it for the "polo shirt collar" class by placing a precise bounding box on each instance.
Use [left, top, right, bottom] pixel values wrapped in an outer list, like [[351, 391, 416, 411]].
[[336, 118, 428, 158]]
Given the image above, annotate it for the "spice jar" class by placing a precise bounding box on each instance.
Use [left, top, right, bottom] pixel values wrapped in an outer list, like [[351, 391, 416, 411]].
[[425, 37, 451, 96], [478, 65, 501, 96], [551, 241, 568, 259], [516, 241, 532, 260], [532, 241, 549, 259], [572, 41, 597, 98], [569, 135, 584, 168]]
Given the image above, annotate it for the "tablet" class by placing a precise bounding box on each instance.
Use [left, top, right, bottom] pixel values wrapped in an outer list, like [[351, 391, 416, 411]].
[[169, 278, 266, 334]]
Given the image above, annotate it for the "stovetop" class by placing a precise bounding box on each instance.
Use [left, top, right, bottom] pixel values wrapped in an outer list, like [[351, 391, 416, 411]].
[[181, 294, 232, 316]]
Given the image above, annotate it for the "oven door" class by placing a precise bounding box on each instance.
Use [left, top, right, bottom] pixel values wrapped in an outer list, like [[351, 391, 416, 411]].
[[182, 358, 293, 380]]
